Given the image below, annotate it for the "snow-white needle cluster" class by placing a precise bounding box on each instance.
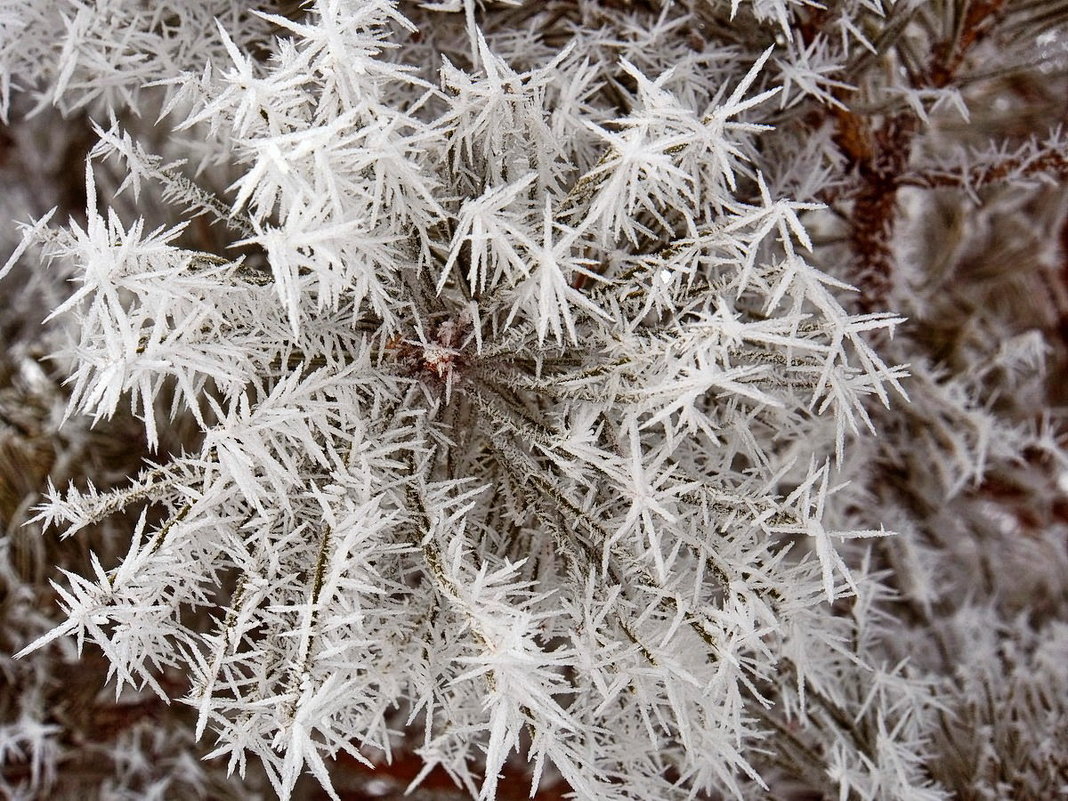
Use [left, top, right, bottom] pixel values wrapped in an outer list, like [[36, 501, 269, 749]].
[[2, 1, 1066, 800]]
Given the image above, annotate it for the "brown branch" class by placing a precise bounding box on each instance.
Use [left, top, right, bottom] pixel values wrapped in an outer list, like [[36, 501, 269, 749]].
[[927, 0, 1011, 90], [831, 108, 917, 313], [900, 143, 1068, 191], [828, 1, 1014, 313]]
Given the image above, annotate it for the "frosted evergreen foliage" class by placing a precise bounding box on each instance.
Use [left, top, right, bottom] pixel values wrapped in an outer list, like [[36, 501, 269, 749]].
[[1, 1, 1066, 800]]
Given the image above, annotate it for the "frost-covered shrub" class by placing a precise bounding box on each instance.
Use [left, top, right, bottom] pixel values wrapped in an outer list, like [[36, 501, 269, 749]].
[[1, 1, 1066, 800]]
